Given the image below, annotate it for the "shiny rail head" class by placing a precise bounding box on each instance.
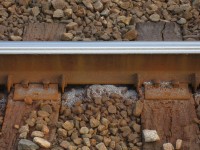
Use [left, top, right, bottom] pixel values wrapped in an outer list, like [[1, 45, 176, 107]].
[[0, 41, 200, 54]]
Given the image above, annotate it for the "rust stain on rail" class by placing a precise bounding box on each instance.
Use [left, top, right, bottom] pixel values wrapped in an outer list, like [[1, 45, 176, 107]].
[[0, 54, 199, 89]]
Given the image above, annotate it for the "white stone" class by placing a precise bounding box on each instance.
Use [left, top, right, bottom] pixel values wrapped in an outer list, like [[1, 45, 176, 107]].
[[143, 129, 160, 142], [163, 143, 174, 150], [176, 139, 182, 149], [10, 35, 22, 41], [33, 137, 51, 148]]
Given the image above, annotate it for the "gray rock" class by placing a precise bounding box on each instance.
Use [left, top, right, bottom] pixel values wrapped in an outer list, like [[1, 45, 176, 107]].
[[93, 1, 104, 11], [100, 9, 110, 16], [18, 139, 39, 150], [83, 0, 93, 10], [149, 14, 160, 22], [19, 124, 29, 134], [53, 9, 64, 18], [31, 7, 40, 17], [177, 18, 186, 25]]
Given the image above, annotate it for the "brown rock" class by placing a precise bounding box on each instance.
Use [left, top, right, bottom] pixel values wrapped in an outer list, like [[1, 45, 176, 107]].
[[42, 125, 49, 134], [38, 110, 50, 118], [52, 0, 66, 10], [133, 100, 143, 117], [61, 33, 74, 41], [132, 122, 141, 133], [53, 9, 64, 18], [18, 0, 31, 6], [31, 7, 40, 17], [57, 128, 67, 137], [117, 16, 132, 25], [103, 137, 111, 146], [110, 128, 118, 135], [83, 0, 93, 10], [123, 29, 138, 41], [108, 105, 117, 114], [64, 9, 72, 18], [76, 6, 86, 17], [62, 121, 74, 130], [80, 127, 89, 134], [82, 146, 90, 150], [25, 118, 36, 127], [93, 1, 104, 11], [109, 141, 116, 149], [73, 138, 82, 145], [72, 106, 84, 114], [118, 1, 132, 10], [90, 118, 100, 128], [94, 97, 102, 104], [96, 142, 107, 150], [128, 133, 138, 142], [83, 138, 90, 147], [40, 104, 52, 114], [31, 131, 44, 138], [66, 22, 78, 30], [60, 140, 70, 149]]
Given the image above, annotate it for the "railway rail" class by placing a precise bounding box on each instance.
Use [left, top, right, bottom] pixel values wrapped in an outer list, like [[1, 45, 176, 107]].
[[0, 41, 200, 150]]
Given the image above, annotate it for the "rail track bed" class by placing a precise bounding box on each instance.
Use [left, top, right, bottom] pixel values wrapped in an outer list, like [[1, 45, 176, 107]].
[[0, 83, 199, 150], [0, 0, 199, 41]]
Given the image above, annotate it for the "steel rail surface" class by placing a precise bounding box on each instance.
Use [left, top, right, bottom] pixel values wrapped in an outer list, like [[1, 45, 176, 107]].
[[0, 42, 200, 54]]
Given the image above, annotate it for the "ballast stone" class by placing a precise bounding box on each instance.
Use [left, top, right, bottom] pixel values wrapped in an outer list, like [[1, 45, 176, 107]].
[[176, 139, 182, 149], [33, 137, 51, 148], [149, 14, 160, 22], [18, 139, 39, 150], [163, 143, 174, 150], [142, 129, 160, 142], [53, 9, 64, 18]]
